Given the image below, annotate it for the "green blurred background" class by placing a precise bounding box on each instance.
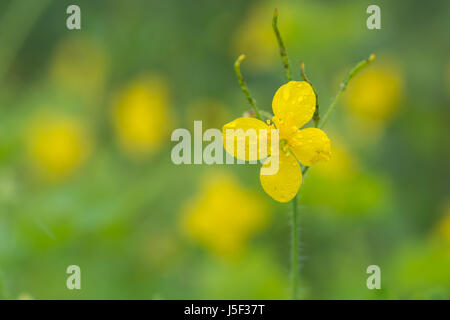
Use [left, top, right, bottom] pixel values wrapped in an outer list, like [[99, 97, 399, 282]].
[[0, 0, 449, 299]]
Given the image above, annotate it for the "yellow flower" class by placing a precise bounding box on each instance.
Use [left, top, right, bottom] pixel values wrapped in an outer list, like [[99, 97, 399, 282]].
[[112, 76, 172, 159], [181, 172, 268, 258], [345, 63, 403, 126], [223, 81, 331, 202], [26, 114, 90, 181]]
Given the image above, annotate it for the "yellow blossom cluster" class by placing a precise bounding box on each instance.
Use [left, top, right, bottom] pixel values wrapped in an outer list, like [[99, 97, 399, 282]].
[[181, 172, 268, 258]]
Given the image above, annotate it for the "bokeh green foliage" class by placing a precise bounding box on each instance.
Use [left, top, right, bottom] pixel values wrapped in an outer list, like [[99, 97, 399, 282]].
[[0, 0, 449, 299]]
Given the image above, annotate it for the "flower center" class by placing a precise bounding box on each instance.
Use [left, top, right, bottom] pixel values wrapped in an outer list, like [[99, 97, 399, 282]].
[[280, 138, 289, 153]]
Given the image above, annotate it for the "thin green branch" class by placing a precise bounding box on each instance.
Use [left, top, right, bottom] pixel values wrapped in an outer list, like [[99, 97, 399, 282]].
[[234, 54, 262, 120], [299, 61, 310, 83], [259, 110, 274, 121], [272, 9, 292, 82], [319, 54, 376, 129], [300, 62, 320, 127], [301, 165, 310, 176]]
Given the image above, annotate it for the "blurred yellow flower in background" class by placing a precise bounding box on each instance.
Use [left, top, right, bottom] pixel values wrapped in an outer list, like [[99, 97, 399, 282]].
[[313, 140, 358, 180], [232, 2, 365, 70], [112, 76, 173, 159], [181, 172, 268, 259], [187, 98, 230, 130], [26, 114, 90, 181], [49, 35, 108, 99], [344, 61, 404, 130], [301, 138, 387, 215]]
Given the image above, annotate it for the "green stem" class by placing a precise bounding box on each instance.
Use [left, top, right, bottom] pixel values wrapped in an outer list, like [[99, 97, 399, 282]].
[[299, 61, 310, 83], [319, 54, 376, 129], [300, 62, 320, 127], [259, 110, 274, 120], [273, 9, 299, 299], [302, 165, 310, 176], [291, 194, 299, 299], [234, 54, 262, 120], [272, 9, 292, 82]]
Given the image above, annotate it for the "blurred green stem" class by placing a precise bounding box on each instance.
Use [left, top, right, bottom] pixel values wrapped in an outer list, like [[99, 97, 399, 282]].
[[0, 0, 52, 84], [272, 9, 292, 81], [319, 54, 376, 129], [234, 54, 262, 120]]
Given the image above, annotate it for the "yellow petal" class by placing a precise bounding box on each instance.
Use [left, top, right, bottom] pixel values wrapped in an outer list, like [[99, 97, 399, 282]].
[[260, 149, 302, 202], [289, 128, 331, 167], [223, 117, 272, 161], [272, 81, 316, 131]]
